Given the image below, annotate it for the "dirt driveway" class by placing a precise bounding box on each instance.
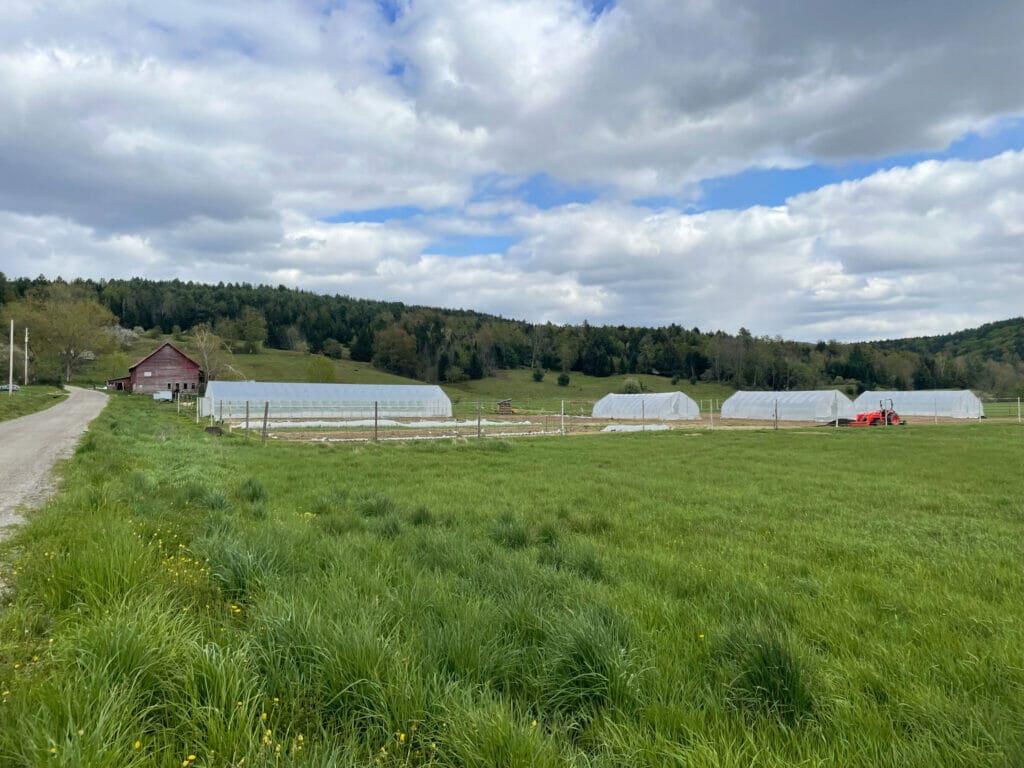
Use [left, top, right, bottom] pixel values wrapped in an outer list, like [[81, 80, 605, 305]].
[[0, 386, 108, 537]]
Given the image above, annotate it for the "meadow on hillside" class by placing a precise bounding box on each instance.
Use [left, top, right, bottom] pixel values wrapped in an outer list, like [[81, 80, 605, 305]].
[[0, 397, 1021, 766]]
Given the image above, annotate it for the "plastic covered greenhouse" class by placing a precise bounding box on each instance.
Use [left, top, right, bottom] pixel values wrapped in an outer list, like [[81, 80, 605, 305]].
[[199, 382, 452, 420], [721, 390, 857, 422], [854, 390, 983, 419], [592, 392, 701, 420]]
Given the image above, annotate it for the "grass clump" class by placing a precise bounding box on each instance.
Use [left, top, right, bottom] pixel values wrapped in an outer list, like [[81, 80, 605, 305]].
[[490, 511, 532, 549], [235, 477, 268, 503], [714, 623, 817, 724]]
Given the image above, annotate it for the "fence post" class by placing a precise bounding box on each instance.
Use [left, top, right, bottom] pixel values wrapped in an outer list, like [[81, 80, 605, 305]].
[[477, 401, 481, 439], [561, 400, 565, 436], [774, 399, 778, 431], [374, 401, 378, 442], [1018, 397, 1021, 424], [641, 399, 645, 431], [245, 401, 250, 442]]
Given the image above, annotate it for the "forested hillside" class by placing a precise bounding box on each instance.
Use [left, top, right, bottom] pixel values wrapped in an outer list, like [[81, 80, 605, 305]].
[[1, 274, 1022, 396]]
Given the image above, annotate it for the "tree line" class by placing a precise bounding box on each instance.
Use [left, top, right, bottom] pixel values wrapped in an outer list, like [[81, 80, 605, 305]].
[[1, 274, 1022, 396]]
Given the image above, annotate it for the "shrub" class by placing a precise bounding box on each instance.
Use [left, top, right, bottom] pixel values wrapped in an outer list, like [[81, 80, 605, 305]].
[[532, 368, 545, 382], [621, 377, 642, 394], [557, 372, 570, 387]]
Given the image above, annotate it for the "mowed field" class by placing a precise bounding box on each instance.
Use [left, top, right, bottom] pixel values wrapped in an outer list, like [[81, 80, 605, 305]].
[[0, 385, 67, 423], [1, 397, 1022, 767]]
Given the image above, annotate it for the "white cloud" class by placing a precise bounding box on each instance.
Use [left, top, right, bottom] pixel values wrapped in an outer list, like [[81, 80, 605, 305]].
[[1, 1, 1023, 341]]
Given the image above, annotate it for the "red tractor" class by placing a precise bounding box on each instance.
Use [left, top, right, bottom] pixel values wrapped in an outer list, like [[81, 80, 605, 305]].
[[849, 399, 903, 426]]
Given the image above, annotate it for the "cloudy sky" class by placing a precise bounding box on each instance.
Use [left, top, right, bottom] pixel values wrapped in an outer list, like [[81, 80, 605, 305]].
[[2, 0, 1023, 341]]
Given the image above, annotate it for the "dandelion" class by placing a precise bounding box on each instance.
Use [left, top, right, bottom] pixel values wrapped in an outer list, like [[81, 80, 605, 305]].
[[134, 741, 142, 749], [77, 729, 84, 736], [698, 633, 705, 639], [187, 756, 196, 762], [261, 712, 268, 721], [399, 733, 406, 743], [297, 735, 304, 743], [531, 719, 537, 728]]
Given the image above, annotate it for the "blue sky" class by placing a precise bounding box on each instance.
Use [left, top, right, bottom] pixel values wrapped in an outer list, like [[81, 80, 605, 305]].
[[2, 0, 1023, 340]]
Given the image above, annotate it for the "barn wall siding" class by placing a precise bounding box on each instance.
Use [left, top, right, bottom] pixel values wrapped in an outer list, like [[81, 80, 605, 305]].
[[128, 344, 202, 395]]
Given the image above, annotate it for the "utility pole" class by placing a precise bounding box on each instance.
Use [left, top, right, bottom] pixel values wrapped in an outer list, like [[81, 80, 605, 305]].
[[7, 319, 12, 397]]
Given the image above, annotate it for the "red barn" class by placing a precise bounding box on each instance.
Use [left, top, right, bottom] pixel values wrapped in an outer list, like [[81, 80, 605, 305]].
[[107, 342, 204, 396]]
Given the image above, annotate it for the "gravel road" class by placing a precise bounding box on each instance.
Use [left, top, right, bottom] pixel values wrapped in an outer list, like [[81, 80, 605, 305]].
[[0, 386, 108, 537]]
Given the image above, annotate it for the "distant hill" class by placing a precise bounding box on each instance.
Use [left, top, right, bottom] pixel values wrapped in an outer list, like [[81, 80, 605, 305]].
[[875, 317, 1024, 362]]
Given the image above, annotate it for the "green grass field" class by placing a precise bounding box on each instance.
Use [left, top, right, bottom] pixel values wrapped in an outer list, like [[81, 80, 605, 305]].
[[0, 385, 67, 422], [0, 397, 1021, 766]]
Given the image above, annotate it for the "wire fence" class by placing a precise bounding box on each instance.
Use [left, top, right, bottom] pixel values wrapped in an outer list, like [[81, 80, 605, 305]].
[[174, 394, 1021, 444], [983, 398, 1023, 420]]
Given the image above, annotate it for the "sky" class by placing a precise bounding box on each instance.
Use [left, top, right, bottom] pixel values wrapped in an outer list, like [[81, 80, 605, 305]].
[[1, 1, 1023, 342]]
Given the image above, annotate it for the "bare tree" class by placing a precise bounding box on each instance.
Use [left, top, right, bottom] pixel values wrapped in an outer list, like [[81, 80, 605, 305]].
[[190, 324, 239, 381]]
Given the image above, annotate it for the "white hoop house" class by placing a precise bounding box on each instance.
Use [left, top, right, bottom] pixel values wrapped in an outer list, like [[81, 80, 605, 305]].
[[854, 390, 983, 419], [592, 392, 701, 420], [199, 381, 452, 419], [721, 390, 857, 422]]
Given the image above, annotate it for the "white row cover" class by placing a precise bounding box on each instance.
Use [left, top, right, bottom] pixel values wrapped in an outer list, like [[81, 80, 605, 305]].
[[721, 390, 857, 422], [855, 390, 983, 419], [592, 392, 701, 420], [200, 381, 452, 419]]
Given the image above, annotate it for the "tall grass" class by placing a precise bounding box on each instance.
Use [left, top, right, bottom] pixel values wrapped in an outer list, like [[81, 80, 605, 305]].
[[0, 396, 1022, 765]]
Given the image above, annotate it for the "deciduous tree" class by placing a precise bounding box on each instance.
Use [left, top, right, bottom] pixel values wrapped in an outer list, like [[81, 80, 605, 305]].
[[10, 283, 117, 382]]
